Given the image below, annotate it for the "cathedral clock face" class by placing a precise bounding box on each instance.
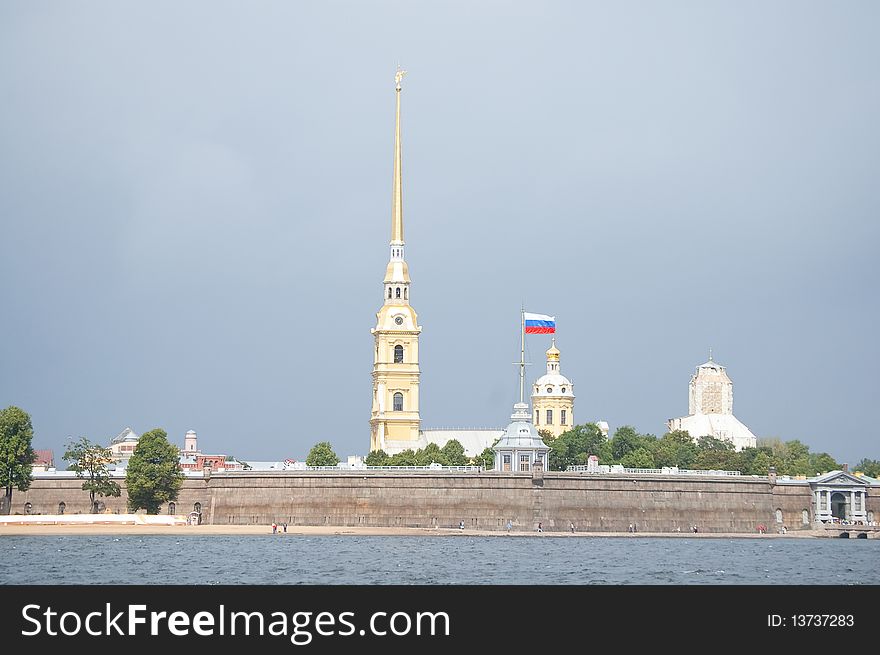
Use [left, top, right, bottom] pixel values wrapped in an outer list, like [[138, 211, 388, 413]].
[[394, 316, 404, 325]]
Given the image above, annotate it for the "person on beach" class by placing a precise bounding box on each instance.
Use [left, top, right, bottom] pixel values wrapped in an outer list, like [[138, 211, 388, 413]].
[[459, 520, 464, 530], [569, 522, 575, 533], [506, 520, 512, 532], [282, 523, 287, 533], [272, 522, 277, 534], [537, 522, 543, 533]]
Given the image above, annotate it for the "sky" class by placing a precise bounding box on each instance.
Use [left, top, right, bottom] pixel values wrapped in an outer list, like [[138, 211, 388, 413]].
[[1, 2, 878, 465]]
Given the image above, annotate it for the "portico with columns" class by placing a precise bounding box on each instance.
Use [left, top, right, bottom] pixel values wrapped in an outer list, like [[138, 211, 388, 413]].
[[811, 471, 870, 524]]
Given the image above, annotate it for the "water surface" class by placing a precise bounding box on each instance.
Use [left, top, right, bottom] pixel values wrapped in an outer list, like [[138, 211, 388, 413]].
[[2, 535, 876, 585]]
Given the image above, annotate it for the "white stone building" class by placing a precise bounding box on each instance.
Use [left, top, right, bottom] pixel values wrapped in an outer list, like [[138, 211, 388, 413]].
[[667, 354, 757, 451]]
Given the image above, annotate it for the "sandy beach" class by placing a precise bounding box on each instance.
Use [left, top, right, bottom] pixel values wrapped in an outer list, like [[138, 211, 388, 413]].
[[0, 523, 817, 538]]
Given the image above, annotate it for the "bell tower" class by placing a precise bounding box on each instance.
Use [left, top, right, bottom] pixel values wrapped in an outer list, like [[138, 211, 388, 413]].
[[370, 67, 422, 454]]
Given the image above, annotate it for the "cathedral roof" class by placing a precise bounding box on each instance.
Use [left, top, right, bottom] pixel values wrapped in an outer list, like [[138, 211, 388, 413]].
[[533, 373, 574, 393], [667, 412, 756, 450]]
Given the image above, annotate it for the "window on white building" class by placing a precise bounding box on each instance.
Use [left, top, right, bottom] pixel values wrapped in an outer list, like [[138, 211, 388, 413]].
[[561, 409, 567, 425], [519, 454, 531, 472], [394, 345, 404, 363], [546, 409, 553, 425]]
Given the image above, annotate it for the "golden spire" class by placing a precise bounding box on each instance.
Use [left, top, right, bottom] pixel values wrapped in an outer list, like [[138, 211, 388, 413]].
[[391, 66, 406, 246]]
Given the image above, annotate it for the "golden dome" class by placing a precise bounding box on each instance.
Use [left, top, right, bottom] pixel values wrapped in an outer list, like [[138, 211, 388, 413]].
[[546, 339, 560, 362]]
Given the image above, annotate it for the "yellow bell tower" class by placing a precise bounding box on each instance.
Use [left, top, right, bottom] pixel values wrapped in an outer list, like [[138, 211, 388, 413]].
[[370, 67, 422, 453]]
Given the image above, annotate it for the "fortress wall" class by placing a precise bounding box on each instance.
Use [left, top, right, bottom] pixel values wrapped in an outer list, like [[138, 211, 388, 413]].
[[541, 475, 776, 532], [12, 479, 211, 518], [14, 472, 874, 534]]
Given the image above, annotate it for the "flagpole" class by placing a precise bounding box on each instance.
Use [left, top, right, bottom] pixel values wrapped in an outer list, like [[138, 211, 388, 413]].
[[520, 306, 525, 404]]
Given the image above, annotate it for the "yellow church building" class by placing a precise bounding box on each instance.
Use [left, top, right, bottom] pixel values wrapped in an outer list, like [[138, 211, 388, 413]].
[[531, 339, 575, 438], [369, 68, 422, 454]]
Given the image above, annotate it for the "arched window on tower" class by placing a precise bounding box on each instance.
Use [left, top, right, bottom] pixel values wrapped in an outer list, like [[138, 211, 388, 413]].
[[393, 393, 403, 411], [388, 288, 392, 299], [394, 345, 404, 363], [404, 288, 408, 299], [396, 287, 401, 298]]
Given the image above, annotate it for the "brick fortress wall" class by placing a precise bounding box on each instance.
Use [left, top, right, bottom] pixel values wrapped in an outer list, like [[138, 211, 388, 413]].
[[14, 470, 880, 533]]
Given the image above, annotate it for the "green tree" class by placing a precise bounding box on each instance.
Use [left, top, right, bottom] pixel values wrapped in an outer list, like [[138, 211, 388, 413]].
[[365, 449, 390, 466], [597, 439, 614, 464], [538, 429, 554, 443], [125, 428, 184, 514], [418, 443, 448, 466], [610, 426, 641, 461], [473, 447, 495, 469], [305, 441, 340, 467], [808, 452, 839, 476], [652, 430, 698, 469], [63, 437, 121, 513], [756, 439, 811, 476], [547, 423, 606, 471], [0, 406, 36, 515], [621, 446, 655, 469], [854, 458, 880, 478], [441, 440, 469, 466], [778, 440, 811, 477], [739, 448, 772, 476], [693, 435, 739, 470], [388, 449, 419, 466]]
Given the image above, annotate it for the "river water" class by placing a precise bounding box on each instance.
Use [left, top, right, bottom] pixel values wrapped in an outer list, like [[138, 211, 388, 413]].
[[2, 535, 877, 585]]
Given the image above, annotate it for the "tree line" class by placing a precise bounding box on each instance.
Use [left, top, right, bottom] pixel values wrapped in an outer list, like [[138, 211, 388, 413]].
[[306, 439, 494, 468], [2, 405, 879, 515], [540, 423, 880, 478]]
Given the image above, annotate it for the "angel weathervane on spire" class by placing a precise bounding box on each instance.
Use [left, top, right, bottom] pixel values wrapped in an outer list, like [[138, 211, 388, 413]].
[[395, 65, 407, 90]]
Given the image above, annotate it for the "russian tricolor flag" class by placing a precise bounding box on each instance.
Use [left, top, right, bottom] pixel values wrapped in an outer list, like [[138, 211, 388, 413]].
[[524, 312, 556, 334]]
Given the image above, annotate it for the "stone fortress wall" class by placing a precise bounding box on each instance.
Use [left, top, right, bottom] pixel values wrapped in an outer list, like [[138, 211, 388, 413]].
[[14, 470, 880, 533]]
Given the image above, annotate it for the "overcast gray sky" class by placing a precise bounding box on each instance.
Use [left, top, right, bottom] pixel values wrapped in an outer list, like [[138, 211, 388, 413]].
[[1, 2, 877, 465]]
